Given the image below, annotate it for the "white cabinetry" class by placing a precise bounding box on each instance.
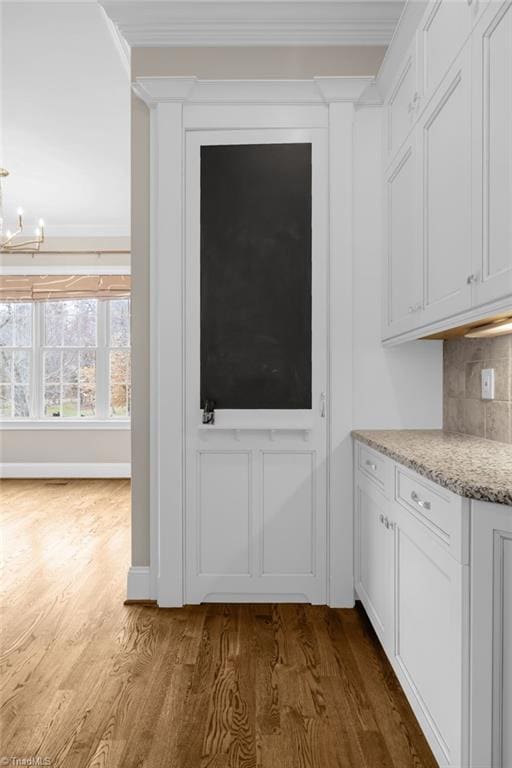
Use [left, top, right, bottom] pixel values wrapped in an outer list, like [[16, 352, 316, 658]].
[[384, 137, 422, 337], [470, 500, 512, 768], [354, 439, 512, 768], [382, 0, 512, 343], [354, 444, 394, 653], [418, 44, 473, 324], [471, 0, 512, 307], [386, 41, 419, 162], [418, 0, 473, 107], [392, 497, 468, 768]]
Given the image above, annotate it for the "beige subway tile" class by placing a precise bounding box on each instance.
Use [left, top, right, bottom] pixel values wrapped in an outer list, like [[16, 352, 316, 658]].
[[463, 398, 485, 437], [485, 401, 511, 444]]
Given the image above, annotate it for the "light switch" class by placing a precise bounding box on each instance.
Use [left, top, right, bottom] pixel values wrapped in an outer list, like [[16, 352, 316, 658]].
[[481, 368, 495, 400]]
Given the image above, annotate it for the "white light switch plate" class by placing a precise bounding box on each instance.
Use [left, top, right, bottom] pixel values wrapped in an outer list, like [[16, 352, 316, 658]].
[[481, 368, 495, 400]]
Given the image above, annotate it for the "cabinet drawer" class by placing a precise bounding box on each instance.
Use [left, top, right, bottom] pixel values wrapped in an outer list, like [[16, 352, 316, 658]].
[[395, 467, 469, 563], [357, 442, 392, 497]]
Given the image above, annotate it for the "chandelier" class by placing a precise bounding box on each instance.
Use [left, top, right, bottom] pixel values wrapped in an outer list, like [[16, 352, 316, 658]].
[[0, 168, 45, 252]]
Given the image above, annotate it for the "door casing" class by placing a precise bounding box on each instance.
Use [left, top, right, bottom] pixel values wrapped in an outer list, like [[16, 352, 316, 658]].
[[132, 76, 369, 607]]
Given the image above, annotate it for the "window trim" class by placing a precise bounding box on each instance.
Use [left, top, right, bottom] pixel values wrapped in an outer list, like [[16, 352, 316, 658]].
[[0, 271, 131, 428], [0, 419, 130, 430]]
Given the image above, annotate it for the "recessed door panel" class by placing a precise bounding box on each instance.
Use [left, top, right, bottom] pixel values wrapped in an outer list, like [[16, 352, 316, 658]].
[[198, 451, 251, 574], [420, 46, 472, 322], [473, 2, 512, 305], [262, 451, 314, 574]]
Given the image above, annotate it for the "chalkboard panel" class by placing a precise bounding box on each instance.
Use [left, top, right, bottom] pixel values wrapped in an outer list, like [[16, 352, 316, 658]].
[[201, 143, 312, 410]]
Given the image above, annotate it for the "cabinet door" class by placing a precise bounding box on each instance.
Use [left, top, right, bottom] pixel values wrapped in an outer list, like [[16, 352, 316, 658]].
[[470, 501, 512, 768], [471, 1, 512, 307], [386, 41, 418, 162], [391, 506, 468, 768], [418, 44, 473, 326], [354, 478, 394, 652], [419, 0, 473, 108], [383, 138, 423, 339]]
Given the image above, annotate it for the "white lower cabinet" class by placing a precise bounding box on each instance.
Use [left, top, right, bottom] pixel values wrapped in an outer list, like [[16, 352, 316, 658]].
[[470, 501, 512, 768], [354, 440, 512, 768], [355, 479, 394, 653], [392, 501, 468, 768]]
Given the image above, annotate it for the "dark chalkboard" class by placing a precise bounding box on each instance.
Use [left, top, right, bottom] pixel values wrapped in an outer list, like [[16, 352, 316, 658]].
[[201, 143, 312, 410]]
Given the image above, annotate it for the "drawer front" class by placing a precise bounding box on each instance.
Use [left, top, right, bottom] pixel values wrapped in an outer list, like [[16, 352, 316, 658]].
[[395, 467, 468, 563], [357, 442, 392, 497]]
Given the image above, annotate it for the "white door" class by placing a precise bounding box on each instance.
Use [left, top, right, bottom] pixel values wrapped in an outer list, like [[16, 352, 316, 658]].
[[184, 129, 328, 604]]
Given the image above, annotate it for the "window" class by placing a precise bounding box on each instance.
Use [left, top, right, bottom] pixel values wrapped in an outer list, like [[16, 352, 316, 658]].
[[0, 297, 131, 421], [0, 303, 32, 417]]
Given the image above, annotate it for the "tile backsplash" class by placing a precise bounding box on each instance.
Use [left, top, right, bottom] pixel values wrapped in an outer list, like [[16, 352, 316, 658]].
[[443, 335, 512, 443]]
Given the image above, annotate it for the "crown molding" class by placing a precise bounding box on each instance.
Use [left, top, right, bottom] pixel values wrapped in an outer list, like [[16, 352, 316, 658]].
[[100, 5, 131, 78], [100, 1, 404, 47], [132, 75, 376, 107], [374, 0, 428, 101]]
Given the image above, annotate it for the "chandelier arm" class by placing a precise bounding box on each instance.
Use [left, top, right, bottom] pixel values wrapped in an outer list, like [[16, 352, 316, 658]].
[[1, 237, 44, 252]]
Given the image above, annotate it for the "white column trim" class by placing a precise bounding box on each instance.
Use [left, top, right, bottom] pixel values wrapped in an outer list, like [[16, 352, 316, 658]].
[[326, 102, 355, 607], [127, 566, 151, 600], [150, 101, 186, 607]]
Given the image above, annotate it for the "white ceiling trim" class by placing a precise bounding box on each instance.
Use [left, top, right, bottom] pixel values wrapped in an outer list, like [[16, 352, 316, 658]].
[[100, 6, 131, 77], [100, 1, 404, 47], [132, 75, 376, 107]]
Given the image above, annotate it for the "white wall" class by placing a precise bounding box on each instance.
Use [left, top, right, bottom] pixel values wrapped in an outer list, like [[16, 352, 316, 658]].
[[352, 107, 443, 429]]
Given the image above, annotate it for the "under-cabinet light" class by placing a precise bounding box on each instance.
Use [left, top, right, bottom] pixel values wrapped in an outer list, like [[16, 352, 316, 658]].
[[465, 318, 512, 338]]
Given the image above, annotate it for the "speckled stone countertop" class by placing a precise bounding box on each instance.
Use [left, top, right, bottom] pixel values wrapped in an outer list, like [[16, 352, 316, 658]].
[[352, 429, 512, 506]]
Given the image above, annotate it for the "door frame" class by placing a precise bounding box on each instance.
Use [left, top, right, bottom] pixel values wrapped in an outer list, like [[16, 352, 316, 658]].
[[131, 75, 372, 607]]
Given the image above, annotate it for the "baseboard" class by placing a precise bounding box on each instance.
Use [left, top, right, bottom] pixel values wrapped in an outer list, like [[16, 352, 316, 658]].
[[127, 566, 152, 601], [0, 462, 131, 478]]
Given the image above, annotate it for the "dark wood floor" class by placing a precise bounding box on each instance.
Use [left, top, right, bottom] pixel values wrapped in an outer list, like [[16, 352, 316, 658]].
[[1, 479, 437, 768]]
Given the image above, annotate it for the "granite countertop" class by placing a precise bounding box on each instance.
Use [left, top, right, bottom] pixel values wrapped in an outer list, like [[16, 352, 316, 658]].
[[352, 429, 512, 506]]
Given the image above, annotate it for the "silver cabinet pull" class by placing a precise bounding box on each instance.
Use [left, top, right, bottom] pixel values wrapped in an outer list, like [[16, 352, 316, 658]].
[[379, 513, 385, 525], [320, 391, 326, 418], [408, 303, 422, 313], [411, 490, 431, 510], [408, 91, 421, 114], [365, 459, 377, 472], [467, 273, 479, 284]]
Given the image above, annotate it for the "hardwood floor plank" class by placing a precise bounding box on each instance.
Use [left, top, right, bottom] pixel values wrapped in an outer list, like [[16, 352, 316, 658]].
[[0, 479, 438, 768]]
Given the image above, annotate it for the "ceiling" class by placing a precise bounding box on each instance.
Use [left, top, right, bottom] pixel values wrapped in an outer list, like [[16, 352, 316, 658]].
[[0, 0, 405, 239], [101, 1, 405, 47], [1, 2, 130, 238]]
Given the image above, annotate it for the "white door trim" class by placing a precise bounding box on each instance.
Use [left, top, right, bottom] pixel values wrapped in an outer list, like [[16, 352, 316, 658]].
[[135, 76, 365, 607]]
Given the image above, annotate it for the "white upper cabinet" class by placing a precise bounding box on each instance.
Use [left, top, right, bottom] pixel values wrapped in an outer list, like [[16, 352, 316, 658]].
[[386, 40, 418, 162], [382, 0, 512, 342], [383, 137, 422, 338], [471, 0, 512, 307], [418, 0, 473, 107], [418, 44, 473, 325]]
